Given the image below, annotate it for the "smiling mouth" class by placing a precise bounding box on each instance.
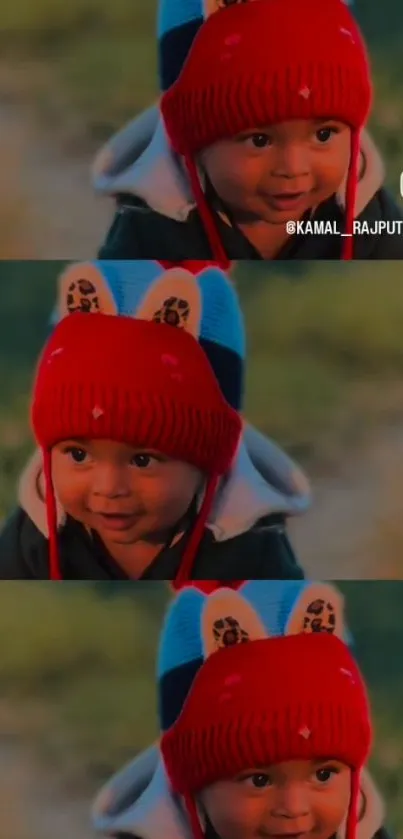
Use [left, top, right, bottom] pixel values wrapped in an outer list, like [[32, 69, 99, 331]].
[[90, 511, 139, 531], [268, 191, 307, 203], [90, 510, 136, 517]]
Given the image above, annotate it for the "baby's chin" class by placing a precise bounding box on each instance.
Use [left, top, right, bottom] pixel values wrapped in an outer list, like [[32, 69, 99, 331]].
[[98, 530, 139, 545], [92, 522, 144, 545]]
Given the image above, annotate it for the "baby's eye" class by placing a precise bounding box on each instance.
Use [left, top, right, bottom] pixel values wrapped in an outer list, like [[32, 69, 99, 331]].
[[65, 447, 88, 464], [315, 767, 339, 783], [246, 133, 272, 149], [130, 453, 160, 469], [315, 126, 338, 143], [245, 773, 272, 788]]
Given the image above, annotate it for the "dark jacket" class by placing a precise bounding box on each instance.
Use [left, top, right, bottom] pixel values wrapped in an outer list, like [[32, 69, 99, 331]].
[[93, 108, 403, 261], [99, 186, 403, 261], [0, 505, 303, 581]]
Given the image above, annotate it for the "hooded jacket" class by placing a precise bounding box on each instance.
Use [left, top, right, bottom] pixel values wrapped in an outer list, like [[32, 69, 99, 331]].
[[92, 743, 390, 839], [93, 107, 403, 261], [0, 426, 310, 580]]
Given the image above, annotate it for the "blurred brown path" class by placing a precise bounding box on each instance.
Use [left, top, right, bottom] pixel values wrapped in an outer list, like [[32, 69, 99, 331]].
[[0, 733, 94, 839], [0, 97, 110, 259]]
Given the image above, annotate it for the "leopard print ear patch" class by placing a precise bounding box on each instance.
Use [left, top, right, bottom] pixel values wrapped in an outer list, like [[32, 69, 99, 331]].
[[285, 583, 345, 639], [57, 262, 118, 318], [135, 267, 202, 339], [201, 588, 268, 659]]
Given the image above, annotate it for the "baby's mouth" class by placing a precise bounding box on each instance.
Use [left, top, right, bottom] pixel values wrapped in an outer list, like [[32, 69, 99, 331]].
[[265, 833, 311, 839], [89, 511, 139, 531], [266, 191, 308, 210]]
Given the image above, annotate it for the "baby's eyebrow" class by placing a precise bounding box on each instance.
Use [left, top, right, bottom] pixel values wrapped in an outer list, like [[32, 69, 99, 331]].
[[62, 438, 90, 446], [312, 117, 341, 124], [312, 757, 338, 765]]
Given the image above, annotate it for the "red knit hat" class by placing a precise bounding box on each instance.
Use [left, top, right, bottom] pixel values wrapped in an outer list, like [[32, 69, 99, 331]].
[[161, 633, 372, 839], [161, 0, 372, 261], [31, 312, 241, 580]]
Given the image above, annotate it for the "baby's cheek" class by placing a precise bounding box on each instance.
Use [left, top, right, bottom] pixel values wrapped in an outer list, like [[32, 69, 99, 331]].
[[314, 790, 350, 838], [213, 797, 266, 839], [204, 144, 250, 189], [140, 480, 188, 518], [313, 166, 342, 201], [53, 469, 88, 517], [315, 145, 351, 196]]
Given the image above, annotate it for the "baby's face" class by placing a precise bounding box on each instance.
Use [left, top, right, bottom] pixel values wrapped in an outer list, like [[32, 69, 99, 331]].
[[199, 759, 351, 839], [201, 120, 351, 226], [51, 438, 202, 551]]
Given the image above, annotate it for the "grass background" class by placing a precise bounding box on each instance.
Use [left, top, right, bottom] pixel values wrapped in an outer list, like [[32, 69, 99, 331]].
[[0, 581, 401, 837]]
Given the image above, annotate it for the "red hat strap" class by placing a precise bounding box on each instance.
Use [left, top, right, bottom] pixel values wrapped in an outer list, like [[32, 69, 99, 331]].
[[184, 154, 230, 269], [342, 128, 362, 259], [174, 475, 219, 588], [183, 792, 205, 839], [43, 449, 62, 580], [346, 769, 362, 839]]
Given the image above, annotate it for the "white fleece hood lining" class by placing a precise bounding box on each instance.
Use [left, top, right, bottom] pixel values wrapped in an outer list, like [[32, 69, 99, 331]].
[[92, 106, 385, 223]]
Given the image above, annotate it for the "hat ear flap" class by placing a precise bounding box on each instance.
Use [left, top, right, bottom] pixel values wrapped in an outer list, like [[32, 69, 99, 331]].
[[134, 267, 202, 339], [201, 587, 269, 659], [57, 262, 118, 319], [285, 582, 346, 639]]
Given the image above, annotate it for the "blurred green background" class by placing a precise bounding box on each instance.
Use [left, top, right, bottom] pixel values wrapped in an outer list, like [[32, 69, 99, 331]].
[[0, 581, 401, 838]]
